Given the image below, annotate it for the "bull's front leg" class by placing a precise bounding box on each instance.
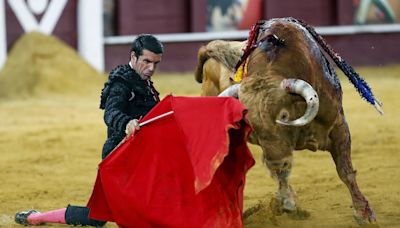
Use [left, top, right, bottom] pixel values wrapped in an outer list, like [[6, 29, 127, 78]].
[[330, 121, 377, 225], [264, 155, 297, 213]]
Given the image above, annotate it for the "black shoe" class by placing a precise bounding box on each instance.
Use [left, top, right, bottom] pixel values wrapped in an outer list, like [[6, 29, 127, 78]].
[[15, 210, 40, 226]]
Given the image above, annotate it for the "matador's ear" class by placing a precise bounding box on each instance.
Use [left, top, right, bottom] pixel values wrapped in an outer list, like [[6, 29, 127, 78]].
[[130, 51, 137, 61]]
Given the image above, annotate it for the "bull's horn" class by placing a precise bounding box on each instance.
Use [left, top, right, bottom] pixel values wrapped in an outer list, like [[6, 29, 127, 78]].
[[276, 79, 319, 126], [218, 84, 240, 98]]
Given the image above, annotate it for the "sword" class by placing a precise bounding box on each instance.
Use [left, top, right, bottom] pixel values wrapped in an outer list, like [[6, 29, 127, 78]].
[[108, 111, 174, 156]]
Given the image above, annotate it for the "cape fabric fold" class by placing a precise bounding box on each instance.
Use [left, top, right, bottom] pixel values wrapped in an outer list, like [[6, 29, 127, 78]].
[[87, 95, 254, 228]]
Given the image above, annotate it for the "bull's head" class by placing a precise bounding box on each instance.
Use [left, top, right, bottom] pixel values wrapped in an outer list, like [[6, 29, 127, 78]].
[[253, 23, 320, 127]]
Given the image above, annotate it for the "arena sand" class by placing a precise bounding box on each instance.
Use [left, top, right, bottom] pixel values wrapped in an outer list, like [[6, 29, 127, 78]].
[[0, 33, 399, 227]]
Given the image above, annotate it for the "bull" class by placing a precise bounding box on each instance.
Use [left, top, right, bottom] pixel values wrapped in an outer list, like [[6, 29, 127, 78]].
[[194, 18, 383, 225]]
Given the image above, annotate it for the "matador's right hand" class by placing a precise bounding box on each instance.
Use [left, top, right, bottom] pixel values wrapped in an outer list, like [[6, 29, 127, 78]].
[[125, 119, 140, 136]]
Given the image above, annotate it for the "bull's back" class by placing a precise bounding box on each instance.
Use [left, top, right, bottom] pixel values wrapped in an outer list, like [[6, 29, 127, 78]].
[[201, 58, 234, 96]]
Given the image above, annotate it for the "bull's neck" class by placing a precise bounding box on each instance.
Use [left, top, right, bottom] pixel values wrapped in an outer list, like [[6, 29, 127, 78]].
[[247, 62, 303, 80], [247, 56, 312, 81]]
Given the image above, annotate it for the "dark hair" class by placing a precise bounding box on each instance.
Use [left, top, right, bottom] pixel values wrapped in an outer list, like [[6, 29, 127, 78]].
[[130, 34, 164, 57]]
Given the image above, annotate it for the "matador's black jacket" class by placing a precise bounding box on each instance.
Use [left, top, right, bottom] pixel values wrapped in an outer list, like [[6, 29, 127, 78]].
[[99, 64, 160, 159]]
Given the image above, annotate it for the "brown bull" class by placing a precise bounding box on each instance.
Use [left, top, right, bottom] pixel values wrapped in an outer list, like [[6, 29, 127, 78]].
[[194, 18, 383, 225]]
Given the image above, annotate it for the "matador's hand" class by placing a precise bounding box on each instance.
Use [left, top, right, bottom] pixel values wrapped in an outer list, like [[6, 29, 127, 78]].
[[125, 119, 140, 136]]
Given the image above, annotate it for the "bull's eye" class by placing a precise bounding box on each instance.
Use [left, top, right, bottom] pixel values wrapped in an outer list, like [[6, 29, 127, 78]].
[[257, 34, 285, 53], [278, 109, 290, 122], [267, 34, 285, 47]]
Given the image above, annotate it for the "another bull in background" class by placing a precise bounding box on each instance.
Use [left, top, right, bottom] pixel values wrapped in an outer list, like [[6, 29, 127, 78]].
[[194, 17, 383, 225], [195, 40, 246, 96]]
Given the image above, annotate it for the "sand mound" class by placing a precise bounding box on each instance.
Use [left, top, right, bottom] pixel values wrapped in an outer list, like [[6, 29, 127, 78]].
[[243, 198, 311, 227], [243, 199, 281, 227], [0, 32, 105, 99]]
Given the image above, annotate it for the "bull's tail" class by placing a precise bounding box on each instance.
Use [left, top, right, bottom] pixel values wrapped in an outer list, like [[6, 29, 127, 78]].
[[293, 18, 383, 115], [194, 46, 209, 83]]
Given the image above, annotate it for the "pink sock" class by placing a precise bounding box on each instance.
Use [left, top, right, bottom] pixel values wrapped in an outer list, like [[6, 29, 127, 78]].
[[27, 208, 66, 225]]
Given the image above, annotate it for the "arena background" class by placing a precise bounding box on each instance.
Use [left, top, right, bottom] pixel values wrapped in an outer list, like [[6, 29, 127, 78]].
[[2, 0, 400, 72], [0, 0, 399, 227]]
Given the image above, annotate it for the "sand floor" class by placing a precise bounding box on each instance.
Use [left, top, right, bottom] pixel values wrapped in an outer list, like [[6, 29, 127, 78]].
[[0, 71, 399, 227]]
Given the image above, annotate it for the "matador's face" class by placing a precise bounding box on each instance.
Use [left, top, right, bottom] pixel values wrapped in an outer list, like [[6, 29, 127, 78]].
[[130, 49, 162, 80]]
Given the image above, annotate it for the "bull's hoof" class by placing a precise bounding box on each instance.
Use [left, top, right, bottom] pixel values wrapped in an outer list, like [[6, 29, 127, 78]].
[[353, 209, 379, 227], [269, 197, 295, 215], [269, 196, 310, 220], [282, 198, 297, 212]]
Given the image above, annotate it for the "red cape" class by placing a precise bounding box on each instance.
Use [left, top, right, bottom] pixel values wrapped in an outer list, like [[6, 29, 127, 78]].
[[87, 95, 254, 228]]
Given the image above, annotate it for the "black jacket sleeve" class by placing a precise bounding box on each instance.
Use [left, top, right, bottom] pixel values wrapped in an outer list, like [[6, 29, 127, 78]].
[[103, 81, 132, 133]]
